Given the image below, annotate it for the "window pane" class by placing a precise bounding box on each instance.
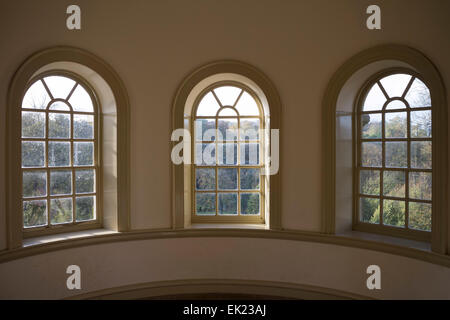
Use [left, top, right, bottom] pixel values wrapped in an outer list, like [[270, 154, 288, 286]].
[[409, 172, 432, 201], [22, 111, 45, 138], [240, 143, 259, 165], [363, 83, 386, 111], [74, 142, 94, 166], [385, 100, 407, 110], [213, 86, 241, 107], [69, 85, 94, 112], [411, 141, 431, 169], [385, 142, 407, 168], [49, 101, 70, 111], [43, 76, 76, 99], [23, 200, 47, 228], [50, 198, 73, 225], [383, 171, 405, 198], [22, 80, 50, 109], [379, 74, 412, 98], [360, 197, 380, 224], [218, 143, 237, 165], [385, 112, 407, 138], [195, 193, 216, 215], [359, 170, 380, 196], [240, 168, 260, 190], [240, 119, 260, 141], [235, 91, 260, 116], [195, 143, 216, 166], [383, 200, 405, 228], [409, 202, 431, 232], [218, 193, 237, 215], [241, 193, 260, 215], [74, 114, 94, 139], [218, 168, 237, 190], [411, 110, 431, 138], [49, 113, 70, 139], [23, 171, 47, 198], [22, 141, 45, 168], [196, 92, 220, 116], [361, 113, 381, 139], [75, 170, 95, 194], [218, 119, 238, 141], [195, 168, 215, 190], [405, 78, 431, 108], [50, 170, 72, 196], [195, 119, 216, 141], [218, 108, 237, 117], [48, 142, 70, 167], [76, 196, 96, 221], [361, 142, 382, 167]]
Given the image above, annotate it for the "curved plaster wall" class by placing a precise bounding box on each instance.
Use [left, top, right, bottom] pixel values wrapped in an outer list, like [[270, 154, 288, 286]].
[[1, 237, 449, 299]]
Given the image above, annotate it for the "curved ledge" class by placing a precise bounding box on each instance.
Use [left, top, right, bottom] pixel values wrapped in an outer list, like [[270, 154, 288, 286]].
[[0, 228, 449, 267], [67, 279, 370, 300]]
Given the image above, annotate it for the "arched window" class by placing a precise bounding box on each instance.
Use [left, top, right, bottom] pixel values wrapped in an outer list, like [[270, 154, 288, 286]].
[[192, 83, 264, 222], [6, 47, 130, 249], [172, 61, 281, 229], [357, 71, 432, 238], [323, 45, 447, 252], [21, 72, 100, 231]]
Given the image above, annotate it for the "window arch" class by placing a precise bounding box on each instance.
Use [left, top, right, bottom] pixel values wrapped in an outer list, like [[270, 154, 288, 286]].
[[192, 82, 264, 223], [21, 72, 100, 232], [356, 70, 432, 240], [172, 61, 282, 229]]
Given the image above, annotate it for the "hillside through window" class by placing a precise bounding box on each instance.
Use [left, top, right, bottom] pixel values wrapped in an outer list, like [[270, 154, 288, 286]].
[[21, 73, 99, 231], [357, 72, 432, 237], [192, 83, 264, 223]]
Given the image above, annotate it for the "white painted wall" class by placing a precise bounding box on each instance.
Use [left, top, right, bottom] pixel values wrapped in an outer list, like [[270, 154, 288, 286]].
[[0, 0, 449, 298], [1, 238, 449, 299]]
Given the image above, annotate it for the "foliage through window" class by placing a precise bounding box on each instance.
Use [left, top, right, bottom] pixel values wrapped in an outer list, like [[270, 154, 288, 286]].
[[357, 72, 432, 236], [21, 73, 99, 230], [193, 83, 264, 222]]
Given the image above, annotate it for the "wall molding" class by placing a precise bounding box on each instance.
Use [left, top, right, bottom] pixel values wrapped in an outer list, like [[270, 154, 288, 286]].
[[67, 278, 370, 300], [1, 228, 450, 268]]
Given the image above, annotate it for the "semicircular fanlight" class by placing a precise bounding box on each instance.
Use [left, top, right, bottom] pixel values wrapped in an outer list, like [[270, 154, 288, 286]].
[[49, 101, 71, 111], [218, 107, 237, 117], [385, 99, 407, 110]]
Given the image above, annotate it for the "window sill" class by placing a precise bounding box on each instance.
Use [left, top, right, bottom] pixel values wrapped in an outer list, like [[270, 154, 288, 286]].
[[1, 227, 447, 268], [23, 229, 119, 247], [189, 223, 269, 230], [336, 230, 431, 252]]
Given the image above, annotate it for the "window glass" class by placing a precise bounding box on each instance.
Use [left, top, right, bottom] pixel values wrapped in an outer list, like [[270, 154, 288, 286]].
[[358, 73, 432, 232], [21, 74, 98, 229], [193, 84, 263, 219]]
